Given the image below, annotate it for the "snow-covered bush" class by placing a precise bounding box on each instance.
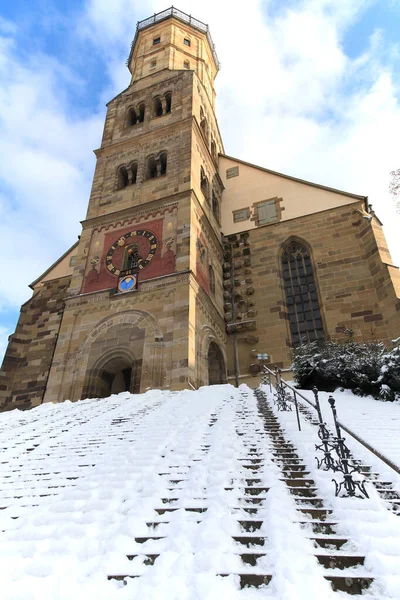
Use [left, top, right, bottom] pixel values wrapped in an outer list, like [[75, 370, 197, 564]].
[[292, 338, 400, 401]]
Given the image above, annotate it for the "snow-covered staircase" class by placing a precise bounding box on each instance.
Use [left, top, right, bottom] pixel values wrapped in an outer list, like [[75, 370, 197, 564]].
[[0, 386, 399, 599], [296, 401, 400, 516], [254, 388, 372, 594]]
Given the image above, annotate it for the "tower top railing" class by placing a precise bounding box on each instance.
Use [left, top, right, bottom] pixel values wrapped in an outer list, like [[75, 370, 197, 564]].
[[127, 6, 220, 69]]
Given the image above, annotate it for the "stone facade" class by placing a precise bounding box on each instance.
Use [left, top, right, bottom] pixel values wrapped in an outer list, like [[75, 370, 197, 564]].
[[1, 8, 399, 410], [0, 276, 71, 411]]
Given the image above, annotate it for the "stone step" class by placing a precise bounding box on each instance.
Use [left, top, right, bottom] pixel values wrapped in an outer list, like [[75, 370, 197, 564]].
[[376, 490, 400, 500], [298, 508, 333, 520], [294, 498, 325, 508], [283, 472, 312, 481], [155, 507, 207, 515], [298, 521, 338, 535], [371, 480, 393, 488], [280, 464, 307, 472], [238, 520, 263, 532], [243, 487, 269, 496], [316, 554, 365, 569], [135, 536, 165, 544], [310, 537, 348, 549], [232, 536, 266, 547], [238, 507, 259, 515], [282, 478, 315, 487], [218, 573, 273, 588], [325, 574, 373, 594], [289, 487, 318, 497], [237, 497, 267, 505]]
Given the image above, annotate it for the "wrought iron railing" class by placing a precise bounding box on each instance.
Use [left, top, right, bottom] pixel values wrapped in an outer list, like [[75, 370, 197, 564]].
[[260, 365, 400, 498], [127, 7, 220, 69]]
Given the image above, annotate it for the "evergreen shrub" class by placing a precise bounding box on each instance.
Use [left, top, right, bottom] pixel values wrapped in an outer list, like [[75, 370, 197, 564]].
[[292, 336, 400, 401]]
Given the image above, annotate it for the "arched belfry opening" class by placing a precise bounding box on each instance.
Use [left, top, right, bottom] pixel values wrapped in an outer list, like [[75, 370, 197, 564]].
[[207, 341, 227, 385]]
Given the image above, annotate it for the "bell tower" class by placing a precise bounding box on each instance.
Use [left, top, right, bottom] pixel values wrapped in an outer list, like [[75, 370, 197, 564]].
[[41, 7, 228, 403]]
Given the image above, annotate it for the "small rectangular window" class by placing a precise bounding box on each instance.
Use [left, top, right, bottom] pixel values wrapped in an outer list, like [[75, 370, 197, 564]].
[[257, 199, 277, 225], [233, 208, 249, 223], [153, 37, 160, 45], [69, 256, 76, 267], [226, 166, 239, 179], [184, 60, 190, 69], [150, 60, 157, 68], [184, 38, 191, 46]]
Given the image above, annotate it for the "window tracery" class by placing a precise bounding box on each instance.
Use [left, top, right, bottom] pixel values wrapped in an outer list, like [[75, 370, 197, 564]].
[[282, 240, 324, 346]]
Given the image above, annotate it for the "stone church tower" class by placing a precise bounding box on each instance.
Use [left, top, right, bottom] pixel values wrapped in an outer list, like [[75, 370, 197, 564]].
[[1, 8, 399, 411]]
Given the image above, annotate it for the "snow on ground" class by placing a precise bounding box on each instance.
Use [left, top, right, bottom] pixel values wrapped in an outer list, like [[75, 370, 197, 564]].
[[0, 385, 340, 600], [262, 384, 400, 599], [1, 384, 400, 599]]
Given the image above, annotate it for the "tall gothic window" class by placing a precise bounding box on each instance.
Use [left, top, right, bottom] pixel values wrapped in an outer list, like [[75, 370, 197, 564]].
[[282, 240, 324, 346]]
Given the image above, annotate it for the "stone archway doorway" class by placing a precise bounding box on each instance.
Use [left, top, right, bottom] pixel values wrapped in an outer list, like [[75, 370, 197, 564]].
[[86, 352, 141, 399], [207, 341, 227, 385]]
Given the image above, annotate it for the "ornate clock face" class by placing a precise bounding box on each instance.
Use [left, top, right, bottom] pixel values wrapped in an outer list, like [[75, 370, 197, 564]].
[[105, 229, 158, 276]]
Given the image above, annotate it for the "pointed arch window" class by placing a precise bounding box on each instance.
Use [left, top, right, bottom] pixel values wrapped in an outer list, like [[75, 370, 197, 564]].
[[282, 240, 324, 346]]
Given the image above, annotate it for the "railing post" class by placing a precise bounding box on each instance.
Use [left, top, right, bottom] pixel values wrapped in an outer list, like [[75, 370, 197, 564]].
[[328, 396, 369, 499], [293, 390, 301, 431], [313, 386, 336, 472]]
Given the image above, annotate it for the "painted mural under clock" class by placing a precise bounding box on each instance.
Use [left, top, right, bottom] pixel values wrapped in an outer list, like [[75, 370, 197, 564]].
[[1, 7, 400, 411]]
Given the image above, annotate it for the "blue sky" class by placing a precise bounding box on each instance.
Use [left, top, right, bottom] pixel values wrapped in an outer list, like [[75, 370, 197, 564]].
[[0, 0, 400, 359]]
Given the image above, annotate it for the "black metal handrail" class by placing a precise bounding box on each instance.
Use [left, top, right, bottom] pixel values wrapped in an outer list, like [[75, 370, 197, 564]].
[[261, 365, 400, 477]]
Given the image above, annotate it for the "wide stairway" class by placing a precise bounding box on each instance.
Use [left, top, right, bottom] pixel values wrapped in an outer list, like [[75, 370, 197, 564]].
[[0, 385, 398, 599]]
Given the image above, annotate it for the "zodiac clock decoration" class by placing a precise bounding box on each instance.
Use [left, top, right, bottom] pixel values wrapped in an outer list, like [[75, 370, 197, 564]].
[[106, 229, 158, 294]]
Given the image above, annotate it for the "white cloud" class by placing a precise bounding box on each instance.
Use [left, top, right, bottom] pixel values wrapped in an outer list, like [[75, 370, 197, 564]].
[[0, 29, 104, 310]]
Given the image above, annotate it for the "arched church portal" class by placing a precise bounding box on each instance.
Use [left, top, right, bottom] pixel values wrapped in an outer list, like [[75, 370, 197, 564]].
[[87, 351, 141, 399], [207, 341, 227, 385]]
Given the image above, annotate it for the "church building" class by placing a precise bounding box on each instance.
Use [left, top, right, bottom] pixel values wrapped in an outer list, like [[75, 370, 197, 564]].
[[1, 7, 399, 411]]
